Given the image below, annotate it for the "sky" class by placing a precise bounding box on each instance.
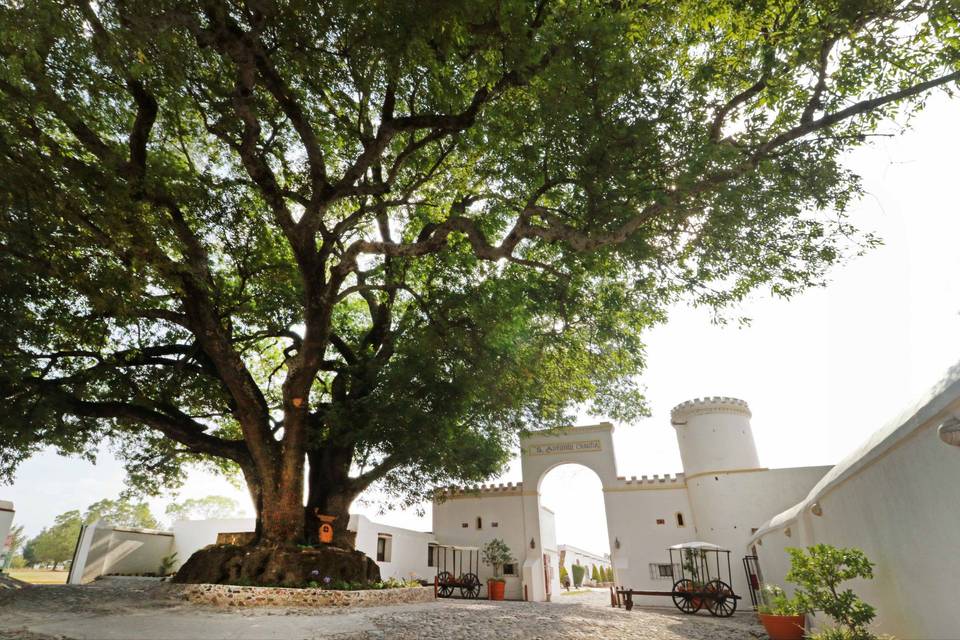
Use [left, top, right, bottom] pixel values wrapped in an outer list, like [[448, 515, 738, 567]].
[[4, 95, 959, 557]]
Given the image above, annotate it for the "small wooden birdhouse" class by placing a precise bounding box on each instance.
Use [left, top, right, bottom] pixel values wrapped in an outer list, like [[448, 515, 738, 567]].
[[317, 513, 337, 544]]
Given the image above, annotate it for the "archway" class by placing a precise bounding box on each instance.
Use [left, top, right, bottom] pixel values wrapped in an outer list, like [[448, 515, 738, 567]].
[[519, 423, 620, 601], [539, 463, 612, 597]]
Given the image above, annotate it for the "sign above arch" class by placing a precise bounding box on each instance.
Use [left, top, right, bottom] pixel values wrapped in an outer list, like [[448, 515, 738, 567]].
[[520, 423, 620, 491]]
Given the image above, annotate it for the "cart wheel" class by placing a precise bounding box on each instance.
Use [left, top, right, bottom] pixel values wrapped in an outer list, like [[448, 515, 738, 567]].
[[671, 579, 703, 614], [437, 571, 454, 598], [460, 573, 481, 599], [704, 579, 737, 617]]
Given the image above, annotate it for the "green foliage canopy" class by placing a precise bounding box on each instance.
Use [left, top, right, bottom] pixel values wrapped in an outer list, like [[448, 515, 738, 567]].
[[1, 0, 958, 541], [165, 495, 244, 522]]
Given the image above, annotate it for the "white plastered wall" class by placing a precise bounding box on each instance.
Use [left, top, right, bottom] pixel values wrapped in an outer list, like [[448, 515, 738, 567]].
[[750, 365, 960, 639], [69, 523, 175, 583], [0, 500, 14, 569], [432, 488, 530, 600], [348, 514, 435, 581]]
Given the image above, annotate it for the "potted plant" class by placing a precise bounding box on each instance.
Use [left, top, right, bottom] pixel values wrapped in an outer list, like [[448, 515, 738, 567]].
[[480, 539, 515, 601], [757, 584, 808, 640]]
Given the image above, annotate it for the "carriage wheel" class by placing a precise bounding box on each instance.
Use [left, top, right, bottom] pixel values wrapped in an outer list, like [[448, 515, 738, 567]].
[[704, 579, 737, 617], [671, 579, 702, 614], [460, 572, 481, 599], [437, 571, 454, 598]]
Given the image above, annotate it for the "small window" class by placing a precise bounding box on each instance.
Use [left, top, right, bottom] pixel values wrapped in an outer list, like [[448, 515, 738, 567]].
[[376, 535, 392, 562], [503, 563, 517, 576], [676, 513, 685, 527], [649, 563, 675, 580], [656, 518, 665, 525], [476, 517, 482, 529], [461, 522, 469, 528], [491, 522, 499, 528], [428, 544, 437, 567]]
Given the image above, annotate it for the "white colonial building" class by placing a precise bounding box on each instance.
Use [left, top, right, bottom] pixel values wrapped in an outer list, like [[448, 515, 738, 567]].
[[430, 398, 831, 603]]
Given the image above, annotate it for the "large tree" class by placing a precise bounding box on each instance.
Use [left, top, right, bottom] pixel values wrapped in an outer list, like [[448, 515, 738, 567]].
[[1, 0, 958, 570]]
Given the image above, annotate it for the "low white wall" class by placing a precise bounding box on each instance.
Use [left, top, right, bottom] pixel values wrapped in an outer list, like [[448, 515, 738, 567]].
[[0, 500, 14, 569], [70, 523, 175, 583], [350, 514, 435, 582], [171, 518, 255, 570], [750, 365, 960, 639]]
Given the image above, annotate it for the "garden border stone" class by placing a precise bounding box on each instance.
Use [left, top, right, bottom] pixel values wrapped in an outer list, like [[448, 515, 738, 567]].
[[182, 583, 435, 608]]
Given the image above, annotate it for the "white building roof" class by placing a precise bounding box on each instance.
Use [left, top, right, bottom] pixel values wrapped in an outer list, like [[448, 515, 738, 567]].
[[0, 500, 13, 511], [668, 541, 726, 551], [749, 362, 960, 545]]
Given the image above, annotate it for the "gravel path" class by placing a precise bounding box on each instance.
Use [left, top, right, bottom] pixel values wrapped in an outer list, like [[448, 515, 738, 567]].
[[0, 580, 764, 639]]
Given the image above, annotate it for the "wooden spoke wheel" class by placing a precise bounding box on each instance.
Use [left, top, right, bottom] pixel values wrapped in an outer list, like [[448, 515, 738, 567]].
[[704, 579, 737, 617], [437, 571, 455, 598], [460, 572, 481, 599], [671, 579, 703, 614]]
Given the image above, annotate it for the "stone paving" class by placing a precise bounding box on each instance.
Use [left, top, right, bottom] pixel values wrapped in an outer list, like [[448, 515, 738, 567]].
[[0, 580, 764, 639]]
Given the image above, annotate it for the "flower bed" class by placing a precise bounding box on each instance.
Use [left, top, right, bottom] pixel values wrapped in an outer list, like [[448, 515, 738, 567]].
[[182, 583, 436, 608]]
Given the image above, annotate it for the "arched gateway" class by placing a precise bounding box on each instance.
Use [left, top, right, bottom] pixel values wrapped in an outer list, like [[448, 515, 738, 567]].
[[519, 423, 619, 601], [432, 398, 831, 603]]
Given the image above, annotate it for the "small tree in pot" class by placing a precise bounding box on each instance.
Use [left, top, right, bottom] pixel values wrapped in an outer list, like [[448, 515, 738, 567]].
[[481, 539, 515, 601]]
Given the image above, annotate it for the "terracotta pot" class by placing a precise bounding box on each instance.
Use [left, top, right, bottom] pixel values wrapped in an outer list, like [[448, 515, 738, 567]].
[[758, 613, 806, 640], [488, 579, 506, 601]]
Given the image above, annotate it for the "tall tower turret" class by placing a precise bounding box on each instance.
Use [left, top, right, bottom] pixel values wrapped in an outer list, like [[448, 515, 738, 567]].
[[671, 397, 760, 477]]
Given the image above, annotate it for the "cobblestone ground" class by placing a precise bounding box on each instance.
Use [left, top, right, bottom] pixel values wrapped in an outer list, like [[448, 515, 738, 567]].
[[0, 581, 764, 640]]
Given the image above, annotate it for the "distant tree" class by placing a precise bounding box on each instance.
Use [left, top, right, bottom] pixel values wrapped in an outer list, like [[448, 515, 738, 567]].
[[605, 566, 615, 583], [21, 537, 38, 567], [1, 524, 26, 570], [559, 564, 570, 589], [9, 554, 27, 569], [591, 564, 601, 583], [572, 564, 586, 588], [84, 497, 159, 529], [27, 510, 82, 570], [165, 496, 243, 522], [5, 524, 26, 555]]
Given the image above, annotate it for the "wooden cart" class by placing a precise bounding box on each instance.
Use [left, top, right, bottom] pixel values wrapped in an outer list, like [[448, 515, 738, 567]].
[[614, 542, 740, 617], [434, 544, 482, 599]]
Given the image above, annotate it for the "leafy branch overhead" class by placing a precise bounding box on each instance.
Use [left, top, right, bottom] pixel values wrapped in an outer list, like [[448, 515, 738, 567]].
[[1, 0, 958, 543]]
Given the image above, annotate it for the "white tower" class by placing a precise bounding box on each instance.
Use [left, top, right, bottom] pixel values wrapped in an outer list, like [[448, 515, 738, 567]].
[[671, 397, 760, 477]]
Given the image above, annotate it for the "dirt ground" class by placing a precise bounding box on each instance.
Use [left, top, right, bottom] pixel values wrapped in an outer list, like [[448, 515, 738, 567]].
[[0, 579, 765, 640]]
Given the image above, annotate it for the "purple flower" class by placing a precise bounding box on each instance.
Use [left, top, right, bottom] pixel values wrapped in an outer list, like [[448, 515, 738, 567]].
[[310, 569, 320, 577], [323, 576, 332, 584]]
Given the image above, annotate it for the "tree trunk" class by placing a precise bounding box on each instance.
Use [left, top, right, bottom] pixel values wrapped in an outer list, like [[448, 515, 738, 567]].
[[258, 472, 306, 546], [305, 447, 358, 549]]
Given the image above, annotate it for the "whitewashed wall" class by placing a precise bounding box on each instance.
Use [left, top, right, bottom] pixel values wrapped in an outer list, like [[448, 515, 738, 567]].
[[171, 518, 255, 570], [750, 366, 960, 639], [68, 523, 174, 583], [348, 514, 435, 581], [0, 500, 14, 569], [603, 481, 692, 604], [432, 488, 536, 600]]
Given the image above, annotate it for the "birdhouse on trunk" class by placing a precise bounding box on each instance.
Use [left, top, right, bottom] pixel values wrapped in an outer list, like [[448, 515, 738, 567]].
[[317, 513, 337, 544]]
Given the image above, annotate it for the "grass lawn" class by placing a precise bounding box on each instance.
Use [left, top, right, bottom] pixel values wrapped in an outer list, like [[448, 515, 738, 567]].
[[6, 569, 69, 584], [560, 589, 591, 596]]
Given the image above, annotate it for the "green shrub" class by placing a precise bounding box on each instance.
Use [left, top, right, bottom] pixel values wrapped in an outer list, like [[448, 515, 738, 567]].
[[591, 565, 601, 582], [480, 539, 515, 577], [571, 563, 585, 588], [757, 584, 807, 616], [786, 544, 880, 640], [606, 566, 615, 582], [158, 552, 178, 577], [559, 565, 569, 587]]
